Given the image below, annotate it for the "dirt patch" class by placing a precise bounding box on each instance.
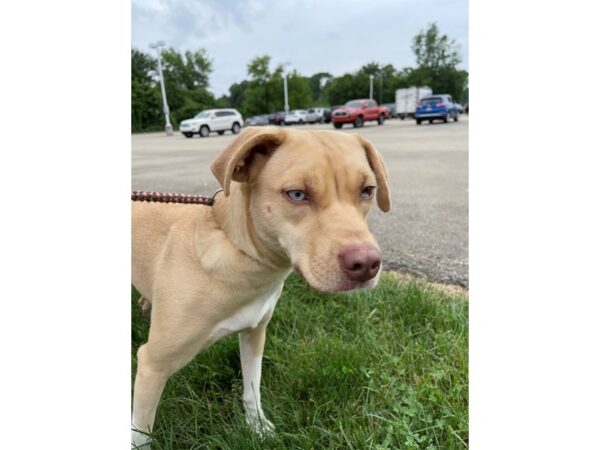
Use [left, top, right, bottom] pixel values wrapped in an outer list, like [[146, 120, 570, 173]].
[[388, 271, 469, 299]]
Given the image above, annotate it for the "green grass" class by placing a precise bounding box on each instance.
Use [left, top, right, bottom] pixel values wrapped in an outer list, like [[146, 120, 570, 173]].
[[132, 273, 468, 449]]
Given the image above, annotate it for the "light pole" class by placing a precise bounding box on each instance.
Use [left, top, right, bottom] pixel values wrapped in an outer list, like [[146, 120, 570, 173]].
[[379, 72, 383, 105], [282, 62, 291, 114], [369, 75, 374, 100], [149, 41, 173, 136]]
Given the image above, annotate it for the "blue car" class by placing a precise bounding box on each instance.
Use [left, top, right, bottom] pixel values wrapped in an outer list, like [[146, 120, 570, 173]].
[[415, 94, 459, 125]]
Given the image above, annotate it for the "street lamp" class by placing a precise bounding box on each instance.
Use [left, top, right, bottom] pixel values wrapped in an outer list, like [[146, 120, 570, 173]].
[[369, 75, 374, 100], [282, 62, 291, 114], [149, 41, 173, 136]]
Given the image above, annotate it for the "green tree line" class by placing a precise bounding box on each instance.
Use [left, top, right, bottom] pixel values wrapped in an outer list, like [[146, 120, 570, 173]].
[[132, 23, 468, 132]]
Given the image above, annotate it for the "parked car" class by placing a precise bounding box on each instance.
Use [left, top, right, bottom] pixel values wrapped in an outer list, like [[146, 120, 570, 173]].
[[269, 111, 286, 125], [414, 95, 459, 125], [179, 109, 244, 138], [284, 109, 309, 125], [383, 103, 397, 118], [304, 109, 321, 124], [455, 103, 464, 114], [322, 108, 332, 123], [246, 114, 270, 126], [331, 99, 389, 129], [246, 116, 259, 126], [307, 107, 330, 123]]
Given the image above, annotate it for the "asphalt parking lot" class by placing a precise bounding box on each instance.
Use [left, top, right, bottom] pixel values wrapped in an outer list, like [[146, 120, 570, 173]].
[[132, 116, 468, 287]]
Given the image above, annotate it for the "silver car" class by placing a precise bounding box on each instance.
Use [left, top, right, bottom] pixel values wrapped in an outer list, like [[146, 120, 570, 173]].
[[283, 109, 309, 125], [307, 108, 326, 123]]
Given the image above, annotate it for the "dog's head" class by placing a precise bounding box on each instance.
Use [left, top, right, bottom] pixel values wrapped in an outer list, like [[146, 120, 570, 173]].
[[211, 126, 391, 293]]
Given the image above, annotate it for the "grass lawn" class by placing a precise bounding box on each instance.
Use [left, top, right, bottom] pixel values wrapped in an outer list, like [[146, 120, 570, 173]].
[[131, 273, 468, 449]]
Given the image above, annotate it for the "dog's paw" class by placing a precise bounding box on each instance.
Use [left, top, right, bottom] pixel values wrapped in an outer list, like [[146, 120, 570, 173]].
[[245, 412, 275, 437], [131, 427, 152, 449]]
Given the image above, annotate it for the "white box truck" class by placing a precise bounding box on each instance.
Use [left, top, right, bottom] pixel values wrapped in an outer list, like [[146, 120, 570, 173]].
[[395, 86, 433, 119]]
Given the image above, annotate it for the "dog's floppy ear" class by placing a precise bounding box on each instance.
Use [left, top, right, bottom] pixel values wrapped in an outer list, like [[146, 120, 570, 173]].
[[211, 127, 285, 196], [356, 135, 391, 212]]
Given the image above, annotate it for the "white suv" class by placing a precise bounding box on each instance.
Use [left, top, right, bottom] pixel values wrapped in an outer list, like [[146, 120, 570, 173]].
[[179, 109, 244, 138]]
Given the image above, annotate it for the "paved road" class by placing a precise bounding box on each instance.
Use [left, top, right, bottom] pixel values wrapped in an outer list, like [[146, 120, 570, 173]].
[[132, 117, 469, 287]]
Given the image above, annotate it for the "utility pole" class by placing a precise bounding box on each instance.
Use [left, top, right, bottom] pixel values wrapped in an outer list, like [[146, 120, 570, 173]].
[[149, 41, 173, 136], [369, 75, 374, 100], [379, 73, 383, 105], [283, 76, 289, 114], [283, 62, 291, 114]]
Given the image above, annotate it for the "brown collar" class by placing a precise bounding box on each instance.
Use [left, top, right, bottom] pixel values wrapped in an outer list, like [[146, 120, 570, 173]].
[[131, 189, 223, 206]]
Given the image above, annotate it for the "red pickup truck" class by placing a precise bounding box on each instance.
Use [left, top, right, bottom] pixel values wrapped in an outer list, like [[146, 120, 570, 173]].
[[332, 99, 389, 129]]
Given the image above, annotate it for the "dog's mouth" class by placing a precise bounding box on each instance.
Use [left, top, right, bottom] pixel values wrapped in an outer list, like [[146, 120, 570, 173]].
[[293, 265, 379, 294]]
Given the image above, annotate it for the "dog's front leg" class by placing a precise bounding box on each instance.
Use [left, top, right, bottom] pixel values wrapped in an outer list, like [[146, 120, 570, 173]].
[[131, 344, 172, 449], [239, 324, 275, 435], [132, 340, 194, 449]]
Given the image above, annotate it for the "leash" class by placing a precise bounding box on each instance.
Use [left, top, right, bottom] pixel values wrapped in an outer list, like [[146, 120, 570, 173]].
[[131, 189, 223, 206]]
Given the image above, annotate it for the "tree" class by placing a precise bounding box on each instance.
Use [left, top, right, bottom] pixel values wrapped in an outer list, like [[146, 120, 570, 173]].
[[380, 64, 410, 104], [362, 63, 410, 104], [325, 73, 363, 106], [242, 55, 276, 116], [321, 61, 411, 106], [155, 48, 216, 125], [131, 49, 162, 132], [285, 71, 313, 110], [409, 23, 468, 103], [308, 72, 332, 104], [357, 62, 381, 77], [130, 47, 216, 131], [239, 56, 313, 116], [220, 80, 250, 110], [412, 23, 461, 71], [160, 48, 212, 90]]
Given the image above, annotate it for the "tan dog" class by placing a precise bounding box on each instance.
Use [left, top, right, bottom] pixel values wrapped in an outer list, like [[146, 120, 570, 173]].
[[131, 127, 390, 448]]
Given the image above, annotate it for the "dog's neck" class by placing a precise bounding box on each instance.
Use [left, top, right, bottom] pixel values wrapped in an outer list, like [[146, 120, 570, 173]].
[[211, 183, 291, 270]]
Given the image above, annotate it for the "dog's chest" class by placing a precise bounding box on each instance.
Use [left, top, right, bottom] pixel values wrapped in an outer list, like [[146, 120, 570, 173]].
[[208, 282, 284, 344]]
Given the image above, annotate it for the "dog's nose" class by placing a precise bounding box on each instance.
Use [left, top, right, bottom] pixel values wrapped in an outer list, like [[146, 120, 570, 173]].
[[339, 245, 381, 282]]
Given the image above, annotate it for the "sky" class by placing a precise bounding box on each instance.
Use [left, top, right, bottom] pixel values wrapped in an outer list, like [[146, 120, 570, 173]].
[[132, 0, 468, 98]]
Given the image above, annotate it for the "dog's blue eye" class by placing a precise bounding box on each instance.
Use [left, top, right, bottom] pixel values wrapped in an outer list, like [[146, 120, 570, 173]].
[[361, 186, 375, 199], [286, 190, 306, 202]]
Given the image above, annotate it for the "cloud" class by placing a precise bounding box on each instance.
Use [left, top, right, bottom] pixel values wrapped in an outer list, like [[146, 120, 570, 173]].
[[132, 0, 468, 97]]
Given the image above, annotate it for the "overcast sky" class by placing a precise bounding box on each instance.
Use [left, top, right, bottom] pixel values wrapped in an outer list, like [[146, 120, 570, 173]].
[[132, 0, 468, 98]]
